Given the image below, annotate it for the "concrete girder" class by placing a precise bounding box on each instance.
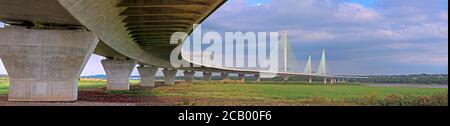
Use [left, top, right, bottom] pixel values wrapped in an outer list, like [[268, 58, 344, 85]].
[[93, 41, 129, 60], [133, 36, 185, 40], [57, 0, 174, 68], [116, 0, 226, 61], [128, 28, 189, 32], [125, 21, 194, 27], [120, 8, 205, 17], [124, 16, 197, 23], [130, 30, 186, 34], [0, 0, 81, 26], [126, 19, 196, 24], [116, 0, 213, 8], [127, 26, 190, 31]]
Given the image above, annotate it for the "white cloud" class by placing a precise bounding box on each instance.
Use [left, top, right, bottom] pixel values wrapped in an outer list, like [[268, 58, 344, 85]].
[[290, 30, 336, 42], [333, 3, 381, 22], [395, 53, 448, 66], [381, 23, 448, 40]]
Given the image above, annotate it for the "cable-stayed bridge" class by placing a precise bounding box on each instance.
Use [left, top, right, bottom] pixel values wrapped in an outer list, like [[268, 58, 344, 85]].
[[181, 31, 366, 83]]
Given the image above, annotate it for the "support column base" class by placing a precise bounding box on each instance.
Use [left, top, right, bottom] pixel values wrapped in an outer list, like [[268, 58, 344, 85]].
[[255, 74, 261, 82], [184, 71, 195, 83], [0, 26, 98, 101], [203, 72, 212, 82], [138, 65, 158, 87], [8, 80, 78, 101], [102, 59, 136, 91], [221, 73, 231, 83], [163, 69, 178, 85], [237, 74, 246, 83]]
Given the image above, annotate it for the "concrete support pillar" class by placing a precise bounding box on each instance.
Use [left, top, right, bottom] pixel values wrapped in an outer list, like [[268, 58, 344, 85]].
[[254, 74, 261, 82], [163, 69, 177, 85], [324, 78, 328, 84], [0, 26, 99, 101], [137, 65, 158, 87], [282, 75, 290, 83], [221, 73, 230, 81], [309, 76, 313, 83], [337, 78, 341, 83], [203, 72, 212, 81], [330, 78, 336, 84], [238, 73, 246, 83], [102, 59, 136, 91], [184, 71, 195, 83]]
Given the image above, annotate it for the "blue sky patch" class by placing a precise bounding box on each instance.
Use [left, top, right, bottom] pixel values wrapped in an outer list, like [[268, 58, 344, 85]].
[[246, 0, 271, 6]]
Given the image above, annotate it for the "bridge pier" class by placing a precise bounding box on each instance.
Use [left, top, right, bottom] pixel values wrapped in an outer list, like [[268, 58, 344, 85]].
[[137, 65, 158, 87], [184, 71, 195, 83], [238, 74, 246, 83], [102, 59, 136, 91], [330, 78, 336, 84], [254, 74, 261, 82], [163, 69, 177, 85], [282, 75, 290, 83], [221, 73, 230, 82], [309, 76, 313, 83], [203, 72, 212, 81], [0, 26, 99, 101], [324, 78, 328, 84]]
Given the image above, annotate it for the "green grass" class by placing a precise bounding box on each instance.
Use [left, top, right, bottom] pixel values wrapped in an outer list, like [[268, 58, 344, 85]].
[[0, 78, 109, 95], [0, 78, 8, 95], [147, 82, 447, 100], [78, 80, 108, 90], [0, 79, 447, 105]]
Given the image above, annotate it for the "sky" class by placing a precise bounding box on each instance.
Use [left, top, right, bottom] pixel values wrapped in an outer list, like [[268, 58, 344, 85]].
[[0, 0, 448, 76]]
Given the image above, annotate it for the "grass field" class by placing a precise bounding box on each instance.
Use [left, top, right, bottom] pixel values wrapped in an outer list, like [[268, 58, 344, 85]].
[[0, 78, 7, 95], [0, 78, 448, 106]]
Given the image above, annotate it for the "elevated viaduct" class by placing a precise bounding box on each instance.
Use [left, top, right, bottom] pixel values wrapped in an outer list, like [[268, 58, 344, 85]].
[[0, 0, 362, 101]]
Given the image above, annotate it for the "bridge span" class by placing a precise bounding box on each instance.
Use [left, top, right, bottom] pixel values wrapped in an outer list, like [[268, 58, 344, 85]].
[[0, 0, 363, 101]]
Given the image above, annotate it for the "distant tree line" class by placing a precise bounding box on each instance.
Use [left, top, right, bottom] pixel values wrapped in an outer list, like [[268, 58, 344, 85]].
[[349, 74, 448, 84], [5, 73, 446, 84]]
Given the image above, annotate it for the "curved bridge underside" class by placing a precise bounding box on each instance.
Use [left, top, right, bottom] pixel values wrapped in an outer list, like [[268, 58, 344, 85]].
[[58, 0, 226, 68], [1, 0, 226, 68]]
